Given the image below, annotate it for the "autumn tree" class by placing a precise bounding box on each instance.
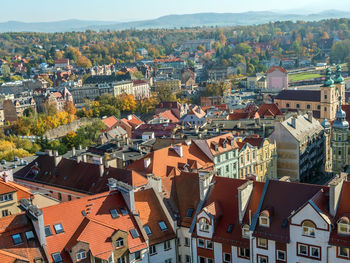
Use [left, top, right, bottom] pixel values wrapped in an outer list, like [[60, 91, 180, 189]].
[[76, 56, 92, 68]]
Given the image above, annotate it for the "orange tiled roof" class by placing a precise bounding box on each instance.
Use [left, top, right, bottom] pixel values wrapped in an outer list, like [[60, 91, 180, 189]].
[[0, 213, 45, 262], [0, 179, 33, 200], [195, 133, 238, 157], [102, 116, 119, 128], [43, 191, 147, 262], [135, 188, 176, 245], [156, 110, 179, 123], [127, 142, 213, 179]]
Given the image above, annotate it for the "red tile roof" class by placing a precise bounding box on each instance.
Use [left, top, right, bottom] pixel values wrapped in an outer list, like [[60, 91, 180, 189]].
[[121, 115, 144, 129], [135, 188, 176, 245], [42, 191, 147, 262], [0, 179, 33, 200], [155, 110, 179, 123], [102, 116, 119, 129], [0, 214, 45, 262], [267, 66, 288, 74]]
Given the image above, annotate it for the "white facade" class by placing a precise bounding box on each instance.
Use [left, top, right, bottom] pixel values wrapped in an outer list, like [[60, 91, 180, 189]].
[[149, 239, 176, 263]]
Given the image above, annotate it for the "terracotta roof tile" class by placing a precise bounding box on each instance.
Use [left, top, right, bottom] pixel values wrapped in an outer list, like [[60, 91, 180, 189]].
[[102, 116, 119, 129]]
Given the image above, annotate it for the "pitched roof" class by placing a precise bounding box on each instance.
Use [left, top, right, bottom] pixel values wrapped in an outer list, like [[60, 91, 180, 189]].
[[257, 104, 283, 118], [134, 188, 176, 245], [194, 133, 238, 158], [42, 191, 147, 262], [121, 115, 144, 129], [155, 110, 179, 123], [14, 155, 147, 194], [102, 116, 119, 129], [267, 66, 288, 74], [252, 180, 325, 243], [127, 142, 213, 179], [0, 214, 45, 262], [274, 90, 321, 102], [0, 179, 33, 200]]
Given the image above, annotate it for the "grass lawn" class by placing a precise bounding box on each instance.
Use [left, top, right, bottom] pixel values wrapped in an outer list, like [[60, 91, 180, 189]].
[[289, 73, 322, 82]]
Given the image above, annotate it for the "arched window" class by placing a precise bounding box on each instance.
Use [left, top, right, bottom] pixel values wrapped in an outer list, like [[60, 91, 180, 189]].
[[242, 225, 250, 238], [338, 217, 350, 235], [76, 249, 86, 261], [302, 220, 315, 237], [199, 218, 210, 232]]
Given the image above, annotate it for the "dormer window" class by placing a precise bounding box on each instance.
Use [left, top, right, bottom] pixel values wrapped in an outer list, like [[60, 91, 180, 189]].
[[199, 218, 210, 232], [259, 213, 270, 228], [242, 225, 250, 238], [76, 250, 86, 261], [338, 217, 350, 235], [116, 237, 124, 247], [302, 220, 316, 237]]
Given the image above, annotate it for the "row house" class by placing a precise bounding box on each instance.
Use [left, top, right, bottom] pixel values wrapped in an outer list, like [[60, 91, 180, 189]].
[[194, 133, 239, 178], [191, 174, 350, 263], [236, 136, 277, 182]]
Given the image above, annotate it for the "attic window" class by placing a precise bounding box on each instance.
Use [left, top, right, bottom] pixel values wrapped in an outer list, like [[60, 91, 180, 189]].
[[199, 218, 210, 232], [242, 225, 250, 238], [120, 207, 128, 216], [12, 233, 23, 245], [259, 215, 269, 227], [130, 228, 140, 239], [144, 225, 152, 235], [45, 226, 52, 237], [158, 221, 168, 231], [116, 237, 124, 247], [338, 217, 350, 235], [54, 223, 64, 234], [52, 252, 63, 263], [186, 208, 194, 218], [302, 220, 315, 237], [227, 224, 233, 233], [110, 209, 119, 218]]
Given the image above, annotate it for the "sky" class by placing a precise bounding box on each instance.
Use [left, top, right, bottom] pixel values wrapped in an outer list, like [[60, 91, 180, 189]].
[[0, 0, 349, 22]]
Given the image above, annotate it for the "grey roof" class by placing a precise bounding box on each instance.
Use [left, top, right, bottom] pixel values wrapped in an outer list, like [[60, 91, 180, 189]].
[[275, 90, 320, 102]]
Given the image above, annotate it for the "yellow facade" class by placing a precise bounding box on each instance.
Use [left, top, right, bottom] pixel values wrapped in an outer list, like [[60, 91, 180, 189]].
[[0, 191, 19, 218], [154, 79, 181, 93]]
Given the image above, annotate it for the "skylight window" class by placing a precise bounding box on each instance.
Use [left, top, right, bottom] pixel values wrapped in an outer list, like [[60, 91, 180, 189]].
[[54, 223, 64, 234], [186, 208, 194, 218], [130, 228, 140, 238], [110, 209, 119, 219], [52, 252, 63, 263], [12, 233, 23, 245], [158, 221, 168, 231], [144, 225, 152, 235], [120, 207, 128, 216], [25, 231, 35, 240], [45, 226, 52, 237]]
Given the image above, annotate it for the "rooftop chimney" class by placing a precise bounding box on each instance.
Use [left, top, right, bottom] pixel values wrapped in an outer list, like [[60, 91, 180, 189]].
[[173, 145, 183, 158], [328, 173, 347, 217], [238, 181, 253, 224], [199, 170, 214, 201], [53, 151, 62, 167], [291, 117, 296, 128], [147, 174, 162, 193], [25, 204, 46, 246], [82, 154, 87, 162], [108, 178, 135, 212], [76, 155, 82, 163], [144, 157, 151, 169], [307, 112, 313, 123], [72, 147, 76, 157], [99, 157, 104, 177]]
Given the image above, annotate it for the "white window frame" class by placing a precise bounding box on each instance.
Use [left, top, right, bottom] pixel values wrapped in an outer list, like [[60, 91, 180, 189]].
[[150, 245, 157, 255], [199, 218, 210, 232], [76, 250, 86, 260], [276, 250, 286, 261], [238, 247, 250, 258], [302, 223, 315, 237], [223, 253, 231, 262], [338, 222, 350, 235], [198, 238, 205, 248], [257, 238, 267, 248], [257, 255, 268, 263], [298, 244, 308, 256], [206, 240, 213, 250], [259, 216, 269, 227], [338, 246, 350, 258], [116, 238, 124, 248], [310, 246, 321, 259]]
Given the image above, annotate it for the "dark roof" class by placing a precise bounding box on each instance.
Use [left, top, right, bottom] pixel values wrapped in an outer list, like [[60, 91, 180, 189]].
[[252, 180, 325, 243], [84, 74, 131, 84], [275, 90, 321, 102], [14, 155, 147, 194]]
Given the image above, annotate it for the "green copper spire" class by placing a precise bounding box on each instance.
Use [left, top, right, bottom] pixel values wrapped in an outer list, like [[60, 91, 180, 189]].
[[323, 68, 334, 87], [334, 65, 344, 84]]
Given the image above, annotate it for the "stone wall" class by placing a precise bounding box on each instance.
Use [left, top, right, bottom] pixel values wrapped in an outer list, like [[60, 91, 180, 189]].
[[44, 118, 95, 139]]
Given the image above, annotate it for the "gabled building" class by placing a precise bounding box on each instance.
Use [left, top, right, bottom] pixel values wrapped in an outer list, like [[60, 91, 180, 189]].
[[266, 66, 288, 91], [194, 133, 239, 178], [182, 106, 206, 126]]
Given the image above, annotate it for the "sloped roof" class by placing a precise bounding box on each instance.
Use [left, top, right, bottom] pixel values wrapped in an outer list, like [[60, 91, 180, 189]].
[[14, 155, 147, 194], [257, 104, 283, 118], [135, 188, 176, 245], [102, 116, 119, 129], [43, 191, 147, 262], [194, 133, 238, 158], [274, 90, 321, 102], [0, 179, 33, 200], [267, 66, 288, 74], [0, 214, 45, 262]]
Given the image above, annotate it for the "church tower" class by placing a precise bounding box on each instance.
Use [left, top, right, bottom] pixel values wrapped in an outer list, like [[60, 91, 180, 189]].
[[320, 68, 337, 121], [331, 96, 350, 173], [334, 65, 345, 105]]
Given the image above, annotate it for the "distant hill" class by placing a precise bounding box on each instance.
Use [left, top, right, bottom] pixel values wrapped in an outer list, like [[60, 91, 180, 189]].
[[1, 10, 350, 33]]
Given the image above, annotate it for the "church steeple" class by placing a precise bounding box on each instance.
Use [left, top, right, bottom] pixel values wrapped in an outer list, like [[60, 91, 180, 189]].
[[334, 65, 344, 84], [323, 68, 334, 87], [333, 96, 349, 129]]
